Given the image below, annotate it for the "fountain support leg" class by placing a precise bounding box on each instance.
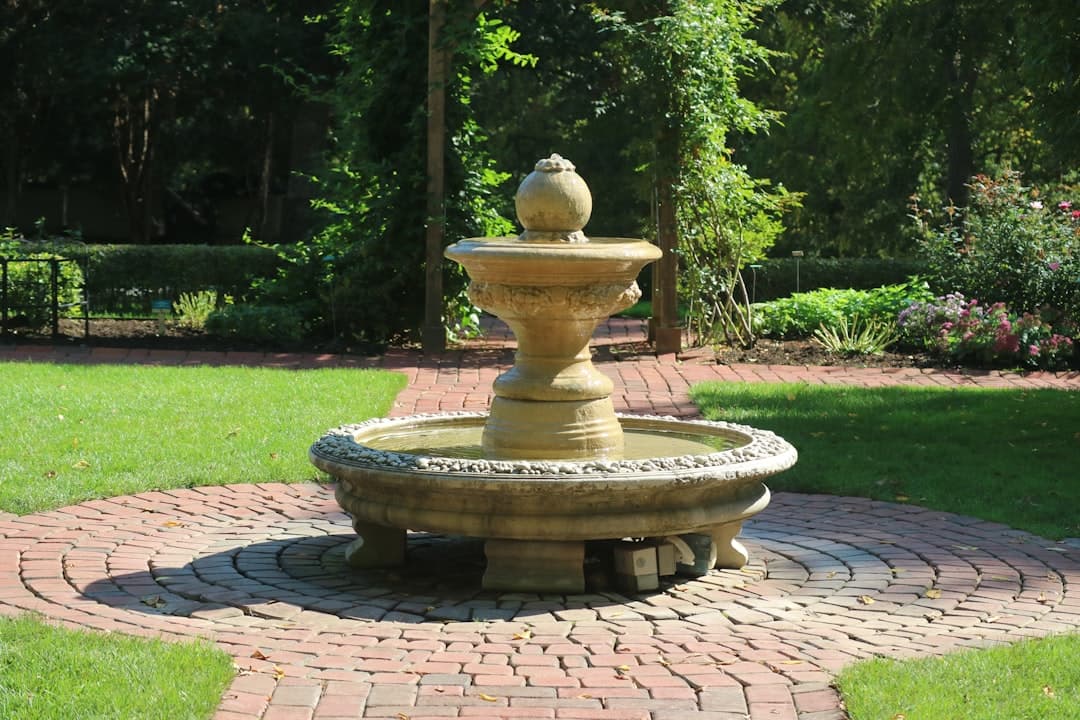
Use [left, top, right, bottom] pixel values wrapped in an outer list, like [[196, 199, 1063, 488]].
[[483, 539, 585, 593], [343, 519, 406, 568], [709, 521, 750, 569]]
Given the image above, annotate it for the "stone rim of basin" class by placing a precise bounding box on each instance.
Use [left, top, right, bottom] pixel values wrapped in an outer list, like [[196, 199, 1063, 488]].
[[310, 412, 797, 479]]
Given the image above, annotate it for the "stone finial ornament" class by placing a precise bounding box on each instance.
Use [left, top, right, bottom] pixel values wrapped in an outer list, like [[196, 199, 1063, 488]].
[[515, 153, 593, 243]]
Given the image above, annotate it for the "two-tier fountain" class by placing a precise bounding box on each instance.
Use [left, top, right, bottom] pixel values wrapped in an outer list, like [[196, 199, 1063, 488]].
[[310, 155, 796, 593]]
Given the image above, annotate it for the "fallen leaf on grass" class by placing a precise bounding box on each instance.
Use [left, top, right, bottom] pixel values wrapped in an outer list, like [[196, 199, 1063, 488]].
[[43, 470, 57, 479], [71, 459, 90, 469], [894, 494, 910, 502], [1043, 685, 1055, 698], [891, 714, 906, 720]]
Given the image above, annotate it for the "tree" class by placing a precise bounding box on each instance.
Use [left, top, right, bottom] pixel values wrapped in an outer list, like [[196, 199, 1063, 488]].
[[743, 0, 1078, 257], [595, 0, 795, 348]]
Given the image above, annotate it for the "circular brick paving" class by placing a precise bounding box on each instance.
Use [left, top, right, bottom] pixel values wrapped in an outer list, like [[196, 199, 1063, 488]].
[[2, 483, 1077, 720]]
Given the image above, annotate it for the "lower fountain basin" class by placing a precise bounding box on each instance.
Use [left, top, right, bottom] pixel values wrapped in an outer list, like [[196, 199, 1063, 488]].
[[310, 413, 797, 543]]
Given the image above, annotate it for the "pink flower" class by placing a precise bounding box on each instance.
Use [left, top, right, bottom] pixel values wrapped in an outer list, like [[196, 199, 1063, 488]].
[[1029, 344, 1040, 357], [1031, 200, 1044, 210], [1072, 210, 1080, 220], [1060, 201, 1073, 210], [1049, 262, 1061, 271]]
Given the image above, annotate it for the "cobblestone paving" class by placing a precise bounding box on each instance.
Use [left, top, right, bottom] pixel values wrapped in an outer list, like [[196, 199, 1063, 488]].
[[2, 319, 1078, 719], [1, 485, 1078, 719]]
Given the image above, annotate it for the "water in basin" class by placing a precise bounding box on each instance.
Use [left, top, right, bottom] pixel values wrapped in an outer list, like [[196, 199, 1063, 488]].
[[361, 419, 741, 461]]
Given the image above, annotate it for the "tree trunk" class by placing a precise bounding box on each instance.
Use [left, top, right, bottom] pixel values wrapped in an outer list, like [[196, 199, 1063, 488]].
[[2, 129, 17, 227], [423, 0, 449, 354], [114, 92, 158, 243], [652, 127, 681, 354], [943, 19, 978, 207], [258, 111, 276, 241]]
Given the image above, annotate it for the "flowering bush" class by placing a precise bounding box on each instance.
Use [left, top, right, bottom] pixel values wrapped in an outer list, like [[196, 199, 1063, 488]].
[[898, 293, 1075, 369], [912, 172, 1080, 322]]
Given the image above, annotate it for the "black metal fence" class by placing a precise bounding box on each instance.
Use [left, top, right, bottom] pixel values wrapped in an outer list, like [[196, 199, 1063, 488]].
[[0, 256, 89, 339]]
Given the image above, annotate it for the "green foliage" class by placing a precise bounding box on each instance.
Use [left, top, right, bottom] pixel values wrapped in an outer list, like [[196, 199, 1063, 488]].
[[744, 1, 1080, 257], [205, 303, 308, 345], [596, 0, 795, 347], [0, 614, 234, 720], [0, 0, 333, 241], [256, 2, 526, 344], [0, 234, 84, 327], [172, 290, 220, 330], [754, 280, 933, 338], [914, 172, 1080, 319], [812, 315, 899, 356]]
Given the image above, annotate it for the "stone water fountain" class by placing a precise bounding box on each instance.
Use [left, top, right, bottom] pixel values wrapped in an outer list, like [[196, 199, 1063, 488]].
[[310, 155, 797, 593]]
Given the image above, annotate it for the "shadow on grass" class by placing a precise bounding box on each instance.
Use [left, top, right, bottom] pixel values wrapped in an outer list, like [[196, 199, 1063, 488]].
[[691, 383, 1080, 539]]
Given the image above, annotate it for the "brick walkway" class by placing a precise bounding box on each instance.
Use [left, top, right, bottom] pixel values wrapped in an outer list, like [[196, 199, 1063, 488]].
[[2, 319, 1079, 720]]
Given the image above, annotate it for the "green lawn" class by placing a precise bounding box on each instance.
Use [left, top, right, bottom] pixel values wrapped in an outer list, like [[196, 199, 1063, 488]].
[[692, 381, 1080, 719], [690, 382, 1080, 539], [0, 361, 405, 720], [0, 362, 405, 514], [837, 634, 1080, 720], [0, 614, 235, 720]]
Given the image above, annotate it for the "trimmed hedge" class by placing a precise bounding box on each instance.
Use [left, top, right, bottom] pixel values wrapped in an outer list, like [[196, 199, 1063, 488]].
[[80, 244, 281, 313], [7, 242, 282, 315], [744, 257, 926, 302]]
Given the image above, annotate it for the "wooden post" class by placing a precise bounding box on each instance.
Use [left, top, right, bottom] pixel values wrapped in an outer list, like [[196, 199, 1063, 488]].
[[422, 0, 448, 354]]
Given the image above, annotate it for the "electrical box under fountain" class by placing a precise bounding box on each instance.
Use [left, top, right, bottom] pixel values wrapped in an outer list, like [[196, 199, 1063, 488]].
[[310, 155, 797, 593]]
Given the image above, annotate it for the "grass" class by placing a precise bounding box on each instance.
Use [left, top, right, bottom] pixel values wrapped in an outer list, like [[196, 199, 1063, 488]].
[[690, 382, 1080, 539], [0, 362, 404, 719], [692, 381, 1080, 719], [0, 614, 235, 720], [836, 634, 1080, 720], [0, 362, 405, 515]]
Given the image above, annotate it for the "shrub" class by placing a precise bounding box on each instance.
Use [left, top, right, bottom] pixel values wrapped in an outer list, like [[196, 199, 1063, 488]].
[[745, 257, 927, 302], [753, 279, 933, 338], [172, 290, 220, 330], [812, 315, 899, 356], [914, 172, 1080, 320], [205, 303, 308, 344], [79, 244, 280, 315], [898, 293, 1075, 369], [0, 232, 85, 327]]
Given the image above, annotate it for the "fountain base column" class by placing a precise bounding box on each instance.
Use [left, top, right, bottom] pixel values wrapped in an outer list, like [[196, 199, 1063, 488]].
[[343, 519, 406, 568], [483, 396, 623, 460], [483, 539, 585, 593]]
